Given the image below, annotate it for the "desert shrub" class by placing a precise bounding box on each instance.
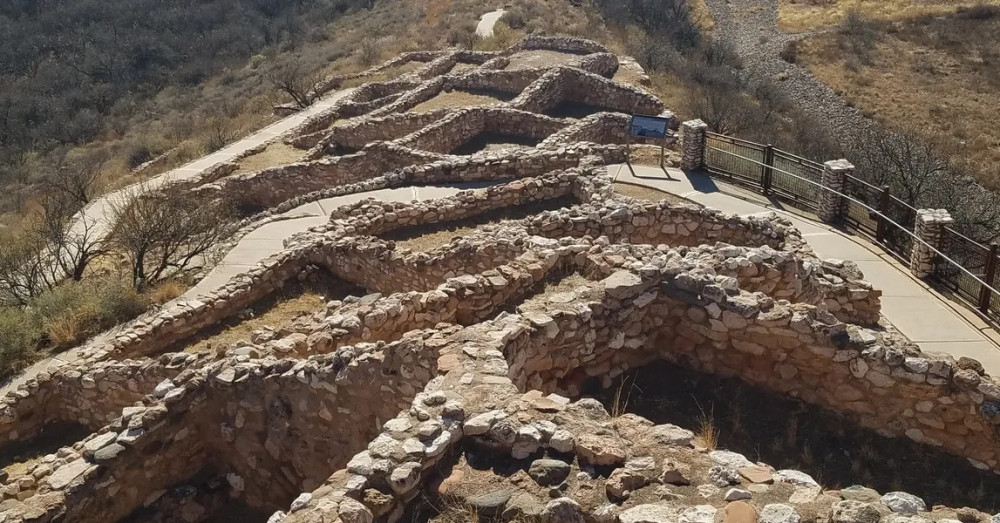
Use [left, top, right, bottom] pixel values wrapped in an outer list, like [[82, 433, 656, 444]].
[[500, 8, 527, 30], [700, 39, 742, 69], [359, 36, 386, 66], [962, 4, 1000, 20], [595, 0, 701, 51], [780, 40, 798, 63], [473, 21, 521, 52], [0, 306, 41, 377], [626, 31, 685, 73], [28, 277, 149, 349], [126, 145, 156, 170], [838, 10, 880, 65], [447, 25, 478, 49]]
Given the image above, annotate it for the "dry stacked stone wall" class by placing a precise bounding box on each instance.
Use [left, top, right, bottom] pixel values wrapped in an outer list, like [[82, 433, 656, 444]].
[[6, 35, 1000, 523]]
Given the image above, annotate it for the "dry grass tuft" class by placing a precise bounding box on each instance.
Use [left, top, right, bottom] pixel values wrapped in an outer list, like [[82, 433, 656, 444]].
[[147, 280, 186, 305], [778, 0, 999, 32], [234, 142, 306, 175], [795, 8, 1000, 188], [696, 415, 720, 450], [44, 311, 88, 348], [690, 0, 716, 31], [430, 500, 480, 523], [408, 89, 510, 113], [611, 375, 639, 418]]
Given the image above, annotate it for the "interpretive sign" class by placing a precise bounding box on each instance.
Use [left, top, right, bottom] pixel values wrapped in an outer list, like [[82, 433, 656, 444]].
[[625, 114, 672, 169], [628, 114, 670, 139]]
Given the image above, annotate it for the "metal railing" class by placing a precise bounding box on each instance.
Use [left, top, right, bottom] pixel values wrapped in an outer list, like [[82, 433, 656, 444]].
[[703, 131, 1000, 326]]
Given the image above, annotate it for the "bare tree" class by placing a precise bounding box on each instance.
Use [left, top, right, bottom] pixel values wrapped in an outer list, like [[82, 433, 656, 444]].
[[0, 230, 47, 305], [38, 193, 105, 282], [0, 194, 105, 304], [685, 80, 755, 136], [850, 127, 949, 207], [263, 60, 322, 109], [107, 186, 231, 290], [43, 153, 106, 206]]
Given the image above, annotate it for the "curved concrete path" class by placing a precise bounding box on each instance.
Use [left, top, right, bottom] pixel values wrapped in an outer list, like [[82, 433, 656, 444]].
[[612, 163, 1000, 374], [70, 88, 356, 242], [476, 8, 506, 37], [1, 181, 494, 394], [186, 182, 495, 298]]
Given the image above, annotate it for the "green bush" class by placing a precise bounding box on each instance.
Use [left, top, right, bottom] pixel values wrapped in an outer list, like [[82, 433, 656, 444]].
[[0, 307, 41, 378], [29, 277, 149, 349]]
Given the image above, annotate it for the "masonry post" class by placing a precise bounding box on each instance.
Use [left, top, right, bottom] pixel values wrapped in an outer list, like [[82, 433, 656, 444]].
[[818, 159, 852, 223], [680, 119, 708, 171], [910, 209, 953, 279]]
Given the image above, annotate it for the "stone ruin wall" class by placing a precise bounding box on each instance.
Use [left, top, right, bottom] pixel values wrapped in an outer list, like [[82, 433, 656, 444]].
[[5, 35, 1000, 523], [505, 261, 1000, 470], [267, 257, 1000, 523], [392, 108, 565, 154], [301, 111, 445, 151], [0, 352, 208, 448], [199, 36, 667, 212], [8, 330, 444, 522]]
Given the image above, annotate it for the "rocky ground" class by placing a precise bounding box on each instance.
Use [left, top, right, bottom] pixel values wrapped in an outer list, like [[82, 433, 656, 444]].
[[703, 0, 875, 138]]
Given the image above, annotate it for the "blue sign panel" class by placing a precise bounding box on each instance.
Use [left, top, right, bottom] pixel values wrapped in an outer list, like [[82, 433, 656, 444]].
[[629, 115, 669, 139]]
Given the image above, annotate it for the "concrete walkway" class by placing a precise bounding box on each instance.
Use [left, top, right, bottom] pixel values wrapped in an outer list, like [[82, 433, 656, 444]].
[[611, 163, 1000, 374], [185, 183, 494, 297], [476, 8, 506, 37], [0, 88, 356, 394], [2, 181, 493, 394], [70, 88, 356, 242]]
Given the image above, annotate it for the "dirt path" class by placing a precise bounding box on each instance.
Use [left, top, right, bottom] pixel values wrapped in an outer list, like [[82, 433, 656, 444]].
[[704, 0, 874, 138]]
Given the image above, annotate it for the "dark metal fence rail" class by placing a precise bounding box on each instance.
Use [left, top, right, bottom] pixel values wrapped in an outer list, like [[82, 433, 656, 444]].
[[702, 131, 1000, 326], [771, 150, 823, 213], [704, 134, 766, 191]]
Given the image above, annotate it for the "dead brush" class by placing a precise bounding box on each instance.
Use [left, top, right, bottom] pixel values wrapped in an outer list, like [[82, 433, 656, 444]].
[[696, 416, 719, 451], [611, 374, 640, 418], [147, 280, 185, 305], [693, 401, 719, 450], [420, 492, 480, 523]]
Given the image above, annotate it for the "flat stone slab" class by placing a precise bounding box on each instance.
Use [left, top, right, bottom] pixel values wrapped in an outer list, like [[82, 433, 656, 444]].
[[47, 459, 91, 490]]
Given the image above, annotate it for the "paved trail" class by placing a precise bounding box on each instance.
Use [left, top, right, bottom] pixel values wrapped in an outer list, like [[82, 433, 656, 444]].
[[476, 8, 506, 37], [186, 183, 495, 297], [2, 180, 493, 393], [1, 89, 355, 393], [612, 163, 1000, 374], [69, 89, 355, 242]]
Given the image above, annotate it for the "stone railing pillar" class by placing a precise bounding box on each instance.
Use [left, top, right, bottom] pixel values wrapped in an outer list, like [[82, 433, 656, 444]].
[[680, 119, 708, 171], [910, 209, 953, 279], [818, 159, 853, 223]]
